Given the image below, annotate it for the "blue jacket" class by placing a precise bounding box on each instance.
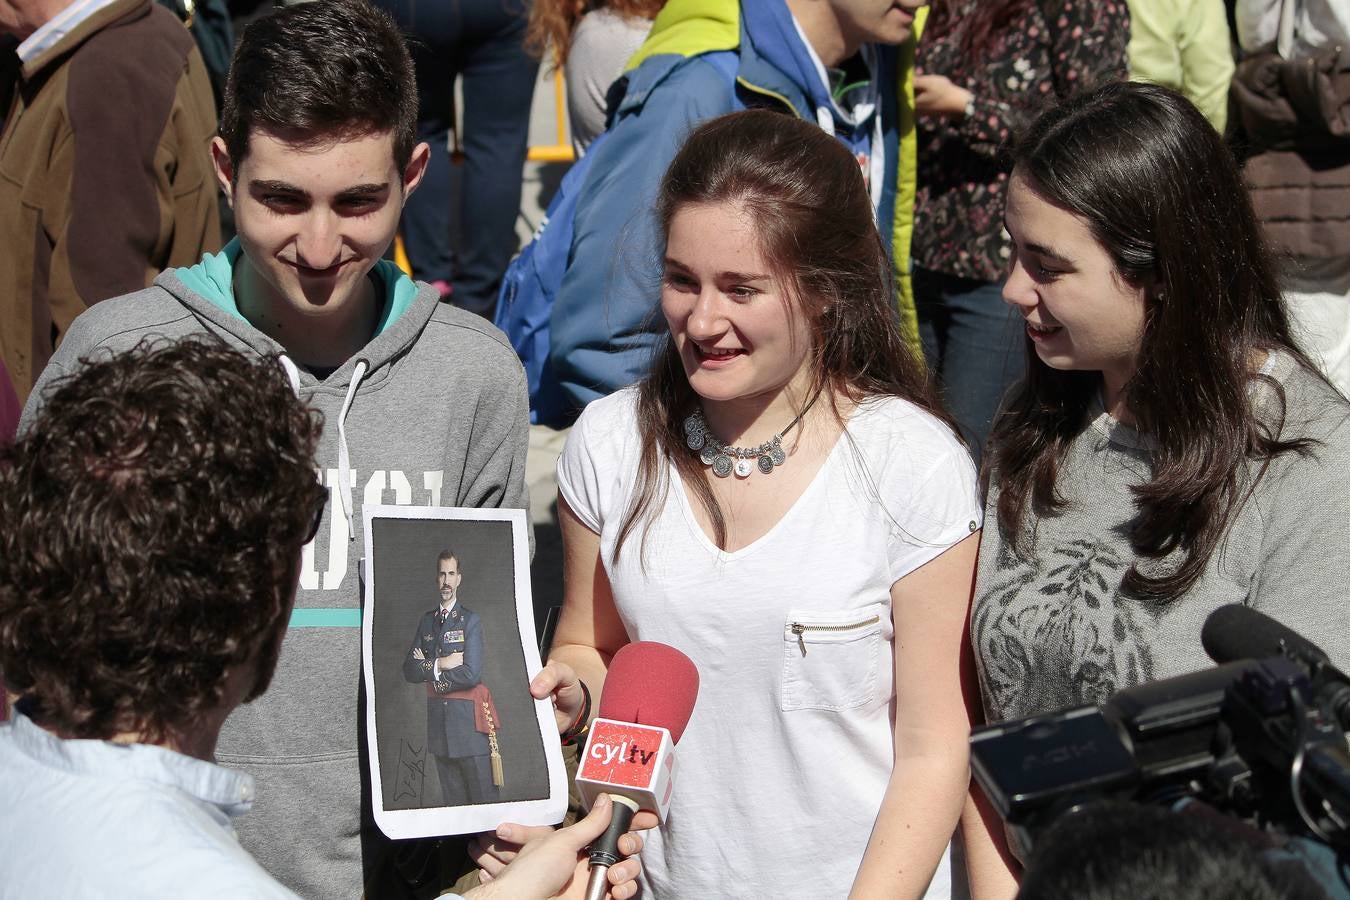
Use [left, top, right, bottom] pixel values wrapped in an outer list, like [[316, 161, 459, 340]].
[[548, 0, 924, 414]]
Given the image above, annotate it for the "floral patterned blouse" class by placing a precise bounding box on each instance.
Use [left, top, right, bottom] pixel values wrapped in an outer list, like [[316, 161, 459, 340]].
[[913, 0, 1131, 283]]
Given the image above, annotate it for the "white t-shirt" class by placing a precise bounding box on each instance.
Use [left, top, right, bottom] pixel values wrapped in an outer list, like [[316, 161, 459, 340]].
[[556, 388, 982, 899]]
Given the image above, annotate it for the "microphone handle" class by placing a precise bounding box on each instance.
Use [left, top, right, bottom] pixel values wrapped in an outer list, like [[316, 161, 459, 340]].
[[583, 864, 611, 900], [585, 794, 638, 900]]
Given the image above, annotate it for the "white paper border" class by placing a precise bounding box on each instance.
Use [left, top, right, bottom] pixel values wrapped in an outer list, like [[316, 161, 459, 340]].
[[362, 504, 566, 838]]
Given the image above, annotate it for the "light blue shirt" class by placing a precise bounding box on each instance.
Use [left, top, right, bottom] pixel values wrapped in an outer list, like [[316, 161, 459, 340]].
[[0, 711, 297, 898]]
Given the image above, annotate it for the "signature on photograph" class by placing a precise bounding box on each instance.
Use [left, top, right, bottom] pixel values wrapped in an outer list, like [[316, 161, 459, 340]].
[[395, 739, 426, 803]]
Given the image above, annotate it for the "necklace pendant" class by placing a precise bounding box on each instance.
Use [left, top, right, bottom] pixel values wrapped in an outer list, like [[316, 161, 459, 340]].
[[687, 406, 803, 479]]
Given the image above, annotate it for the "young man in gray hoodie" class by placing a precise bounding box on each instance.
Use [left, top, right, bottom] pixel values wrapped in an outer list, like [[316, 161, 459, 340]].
[[21, 1, 530, 894]]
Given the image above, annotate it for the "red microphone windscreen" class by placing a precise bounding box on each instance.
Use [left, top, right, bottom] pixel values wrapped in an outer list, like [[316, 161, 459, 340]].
[[597, 641, 699, 743]]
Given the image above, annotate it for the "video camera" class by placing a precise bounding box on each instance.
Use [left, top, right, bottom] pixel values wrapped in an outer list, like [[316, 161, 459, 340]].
[[970, 604, 1350, 862]]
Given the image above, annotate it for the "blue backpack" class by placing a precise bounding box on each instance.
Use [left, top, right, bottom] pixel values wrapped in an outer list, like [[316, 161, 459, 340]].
[[493, 132, 611, 427]]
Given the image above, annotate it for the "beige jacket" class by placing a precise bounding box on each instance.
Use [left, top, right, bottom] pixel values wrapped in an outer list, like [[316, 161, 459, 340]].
[[0, 0, 220, 402]]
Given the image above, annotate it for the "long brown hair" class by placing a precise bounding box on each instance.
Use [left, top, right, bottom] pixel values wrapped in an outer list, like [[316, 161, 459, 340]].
[[990, 82, 1329, 602], [613, 109, 951, 561], [525, 0, 665, 68]]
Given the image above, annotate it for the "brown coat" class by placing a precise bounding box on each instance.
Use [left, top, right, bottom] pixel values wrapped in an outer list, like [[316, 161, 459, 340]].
[[1244, 148, 1350, 259], [1233, 44, 1350, 259], [0, 0, 221, 403]]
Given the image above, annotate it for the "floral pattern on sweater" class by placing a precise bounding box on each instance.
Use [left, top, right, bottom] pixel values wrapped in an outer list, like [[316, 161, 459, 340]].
[[913, 0, 1131, 282]]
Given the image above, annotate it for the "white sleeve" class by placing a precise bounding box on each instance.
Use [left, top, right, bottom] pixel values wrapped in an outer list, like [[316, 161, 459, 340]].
[[882, 419, 984, 583], [555, 398, 617, 535]]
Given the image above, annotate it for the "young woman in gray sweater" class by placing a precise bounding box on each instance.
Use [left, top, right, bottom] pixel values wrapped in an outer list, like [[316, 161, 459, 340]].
[[962, 80, 1350, 895]]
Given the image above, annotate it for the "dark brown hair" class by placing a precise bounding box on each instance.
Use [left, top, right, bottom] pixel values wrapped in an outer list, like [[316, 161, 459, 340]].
[[0, 340, 327, 743], [990, 81, 1325, 601], [219, 0, 418, 171], [614, 109, 952, 559], [525, 0, 666, 68]]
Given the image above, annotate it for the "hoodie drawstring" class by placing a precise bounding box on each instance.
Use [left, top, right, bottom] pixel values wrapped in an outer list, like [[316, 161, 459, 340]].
[[278, 354, 368, 540], [278, 355, 302, 394], [335, 359, 368, 538]]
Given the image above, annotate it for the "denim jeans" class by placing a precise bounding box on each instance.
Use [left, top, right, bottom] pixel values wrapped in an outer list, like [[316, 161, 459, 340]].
[[914, 266, 1027, 467], [372, 0, 539, 318]]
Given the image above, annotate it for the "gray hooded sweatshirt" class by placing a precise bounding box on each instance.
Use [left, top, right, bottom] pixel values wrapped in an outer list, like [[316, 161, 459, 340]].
[[22, 242, 530, 897]]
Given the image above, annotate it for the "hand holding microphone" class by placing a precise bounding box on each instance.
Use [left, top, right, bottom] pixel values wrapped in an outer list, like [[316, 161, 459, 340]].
[[469, 795, 643, 900], [474, 644, 699, 899], [573, 642, 700, 900]]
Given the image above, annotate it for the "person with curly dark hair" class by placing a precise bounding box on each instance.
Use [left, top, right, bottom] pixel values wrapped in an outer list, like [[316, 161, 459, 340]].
[[0, 339, 327, 897], [1017, 800, 1332, 900]]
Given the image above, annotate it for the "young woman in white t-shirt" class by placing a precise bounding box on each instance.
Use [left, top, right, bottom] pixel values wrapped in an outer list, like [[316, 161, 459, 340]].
[[483, 109, 984, 898]]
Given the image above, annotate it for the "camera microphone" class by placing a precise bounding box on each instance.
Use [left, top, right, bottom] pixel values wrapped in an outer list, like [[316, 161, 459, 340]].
[[1202, 605, 1350, 729], [1202, 604, 1330, 667]]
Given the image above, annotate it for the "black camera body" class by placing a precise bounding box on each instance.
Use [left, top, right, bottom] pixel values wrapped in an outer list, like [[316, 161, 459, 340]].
[[971, 607, 1350, 863]]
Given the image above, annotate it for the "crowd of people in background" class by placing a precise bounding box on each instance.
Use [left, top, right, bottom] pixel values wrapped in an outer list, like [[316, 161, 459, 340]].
[[1, 0, 1349, 898]]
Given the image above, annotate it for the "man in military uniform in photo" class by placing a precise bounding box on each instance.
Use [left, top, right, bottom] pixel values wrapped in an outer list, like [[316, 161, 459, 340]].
[[402, 549, 502, 806]]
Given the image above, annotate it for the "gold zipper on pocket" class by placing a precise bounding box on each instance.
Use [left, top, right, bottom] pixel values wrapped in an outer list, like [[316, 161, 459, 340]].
[[789, 615, 881, 657]]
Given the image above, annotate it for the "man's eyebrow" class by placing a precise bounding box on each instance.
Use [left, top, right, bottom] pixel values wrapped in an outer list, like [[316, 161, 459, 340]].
[[249, 179, 305, 194], [246, 180, 392, 195], [338, 182, 392, 195]]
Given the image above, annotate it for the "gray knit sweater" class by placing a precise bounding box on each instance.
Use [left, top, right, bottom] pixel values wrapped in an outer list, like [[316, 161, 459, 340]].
[[973, 352, 1350, 724]]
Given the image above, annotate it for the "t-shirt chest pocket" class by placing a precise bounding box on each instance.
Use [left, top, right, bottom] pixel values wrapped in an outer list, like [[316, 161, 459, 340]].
[[781, 612, 883, 711]]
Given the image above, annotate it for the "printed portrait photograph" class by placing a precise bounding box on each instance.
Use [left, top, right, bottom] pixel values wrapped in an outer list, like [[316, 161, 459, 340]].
[[361, 506, 566, 839]]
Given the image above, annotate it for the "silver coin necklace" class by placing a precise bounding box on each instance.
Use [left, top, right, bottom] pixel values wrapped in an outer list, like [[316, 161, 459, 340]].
[[682, 397, 816, 479]]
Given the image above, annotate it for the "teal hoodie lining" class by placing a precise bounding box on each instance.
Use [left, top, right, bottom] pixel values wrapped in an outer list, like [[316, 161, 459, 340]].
[[174, 238, 419, 339], [290, 609, 361, 628]]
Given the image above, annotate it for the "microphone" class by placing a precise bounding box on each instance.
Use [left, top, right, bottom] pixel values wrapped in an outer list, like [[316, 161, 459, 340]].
[[575, 642, 699, 900], [1202, 604, 1350, 729], [1201, 604, 1330, 668]]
